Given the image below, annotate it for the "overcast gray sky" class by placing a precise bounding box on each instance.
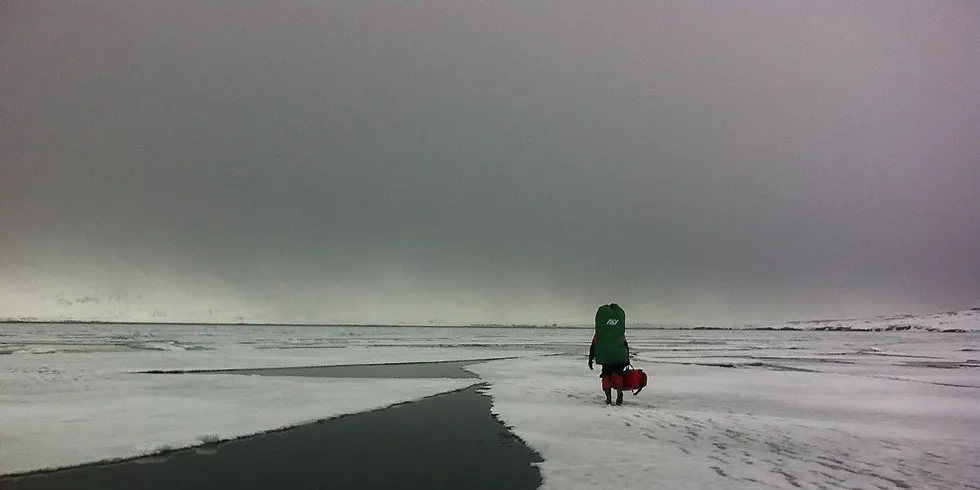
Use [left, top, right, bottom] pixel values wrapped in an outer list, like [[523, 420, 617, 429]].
[[2, 1, 978, 325]]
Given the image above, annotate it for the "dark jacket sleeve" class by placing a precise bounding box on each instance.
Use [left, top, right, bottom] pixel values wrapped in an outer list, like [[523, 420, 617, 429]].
[[588, 335, 595, 361]]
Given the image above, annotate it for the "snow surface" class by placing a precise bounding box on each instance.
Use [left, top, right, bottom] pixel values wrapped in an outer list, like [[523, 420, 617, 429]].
[[469, 355, 980, 490], [0, 322, 583, 354], [2, 320, 979, 488], [1, 375, 477, 476], [736, 308, 980, 332], [0, 346, 538, 476]]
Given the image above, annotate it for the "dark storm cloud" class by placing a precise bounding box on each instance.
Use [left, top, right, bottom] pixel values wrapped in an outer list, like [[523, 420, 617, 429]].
[[2, 1, 978, 324]]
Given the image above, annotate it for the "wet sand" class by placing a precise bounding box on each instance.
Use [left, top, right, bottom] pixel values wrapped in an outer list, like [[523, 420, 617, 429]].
[[0, 366, 543, 490]]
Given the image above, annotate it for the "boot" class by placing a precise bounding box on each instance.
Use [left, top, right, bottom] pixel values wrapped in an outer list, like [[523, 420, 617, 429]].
[[604, 387, 613, 405], [615, 390, 623, 406]]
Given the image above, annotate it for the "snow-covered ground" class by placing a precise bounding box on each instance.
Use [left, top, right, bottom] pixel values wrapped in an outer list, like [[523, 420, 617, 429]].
[[0, 322, 581, 354], [748, 308, 980, 333], [2, 318, 979, 488], [470, 356, 980, 490], [0, 345, 539, 476]]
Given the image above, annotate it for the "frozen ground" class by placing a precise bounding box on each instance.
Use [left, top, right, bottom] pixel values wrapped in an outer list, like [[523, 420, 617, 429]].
[[0, 344, 540, 476], [741, 308, 980, 333], [470, 356, 980, 490], [2, 318, 979, 488]]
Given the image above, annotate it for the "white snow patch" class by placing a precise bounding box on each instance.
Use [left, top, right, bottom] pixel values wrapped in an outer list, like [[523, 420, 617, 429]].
[[0, 374, 476, 476], [0, 346, 533, 476], [760, 309, 980, 332], [468, 356, 980, 490]]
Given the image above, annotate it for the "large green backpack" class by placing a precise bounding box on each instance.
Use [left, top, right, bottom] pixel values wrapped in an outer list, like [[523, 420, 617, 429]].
[[593, 303, 628, 364]]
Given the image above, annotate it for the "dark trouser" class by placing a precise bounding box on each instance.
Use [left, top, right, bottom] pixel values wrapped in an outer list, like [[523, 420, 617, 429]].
[[601, 363, 628, 376]]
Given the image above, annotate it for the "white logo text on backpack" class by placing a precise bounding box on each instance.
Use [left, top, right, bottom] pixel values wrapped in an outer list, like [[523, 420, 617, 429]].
[[606, 319, 619, 325]]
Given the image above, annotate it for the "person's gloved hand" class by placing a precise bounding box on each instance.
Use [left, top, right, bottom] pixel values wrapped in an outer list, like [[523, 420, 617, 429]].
[[588, 358, 594, 370]]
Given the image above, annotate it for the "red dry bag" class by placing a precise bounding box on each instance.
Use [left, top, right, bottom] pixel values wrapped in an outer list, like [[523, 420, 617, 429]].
[[621, 365, 648, 395]]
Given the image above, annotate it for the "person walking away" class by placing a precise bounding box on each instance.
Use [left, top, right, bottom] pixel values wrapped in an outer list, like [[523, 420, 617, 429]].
[[588, 302, 629, 405]]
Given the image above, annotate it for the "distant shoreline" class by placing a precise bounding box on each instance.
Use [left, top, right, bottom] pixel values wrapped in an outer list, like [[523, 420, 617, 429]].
[[3, 308, 975, 330], [0, 319, 596, 329], [0, 319, 973, 332]]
